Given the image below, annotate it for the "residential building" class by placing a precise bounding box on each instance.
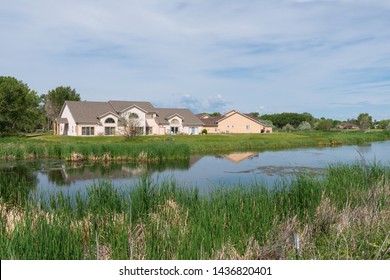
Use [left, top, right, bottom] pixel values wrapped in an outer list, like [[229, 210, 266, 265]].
[[198, 110, 272, 134], [54, 100, 203, 136]]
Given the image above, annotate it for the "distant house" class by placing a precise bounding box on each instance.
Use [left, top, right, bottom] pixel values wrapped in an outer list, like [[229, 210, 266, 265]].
[[54, 100, 203, 136], [336, 122, 359, 130], [198, 110, 272, 134]]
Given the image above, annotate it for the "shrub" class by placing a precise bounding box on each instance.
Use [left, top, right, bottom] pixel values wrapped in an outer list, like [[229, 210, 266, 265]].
[[282, 124, 295, 132], [297, 121, 311, 131]]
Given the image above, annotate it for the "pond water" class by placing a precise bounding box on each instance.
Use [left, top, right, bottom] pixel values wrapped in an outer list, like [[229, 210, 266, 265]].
[[2, 141, 390, 196]]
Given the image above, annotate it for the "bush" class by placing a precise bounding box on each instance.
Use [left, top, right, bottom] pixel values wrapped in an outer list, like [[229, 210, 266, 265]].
[[298, 121, 312, 131], [201, 129, 208, 135], [282, 124, 295, 132]]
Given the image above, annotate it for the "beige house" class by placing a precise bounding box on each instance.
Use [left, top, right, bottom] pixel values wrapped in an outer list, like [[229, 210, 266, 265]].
[[55, 100, 203, 136], [198, 110, 272, 134]]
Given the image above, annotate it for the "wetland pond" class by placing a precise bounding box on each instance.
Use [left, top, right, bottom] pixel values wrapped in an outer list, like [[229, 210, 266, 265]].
[[2, 141, 390, 197]]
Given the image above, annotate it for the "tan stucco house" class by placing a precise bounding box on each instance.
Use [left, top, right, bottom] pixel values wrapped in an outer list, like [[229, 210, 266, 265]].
[[198, 110, 272, 134], [55, 100, 204, 136]]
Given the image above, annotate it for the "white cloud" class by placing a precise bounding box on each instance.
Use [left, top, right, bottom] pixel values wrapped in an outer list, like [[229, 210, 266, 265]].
[[1, 0, 390, 120]]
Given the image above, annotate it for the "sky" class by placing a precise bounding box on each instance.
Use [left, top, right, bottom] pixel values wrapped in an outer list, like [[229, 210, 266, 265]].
[[1, 0, 390, 120]]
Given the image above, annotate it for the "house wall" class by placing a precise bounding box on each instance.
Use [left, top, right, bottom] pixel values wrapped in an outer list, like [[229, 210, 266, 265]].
[[121, 107, 147, 135], [99, 114, 120, 136], [59, 105, 77, 136], [218, 113, 263, 133], [202, 126, 218, 134]]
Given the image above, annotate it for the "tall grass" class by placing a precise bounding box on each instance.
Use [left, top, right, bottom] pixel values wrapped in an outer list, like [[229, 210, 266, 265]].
[[1, 162, 389, 260], [1, 131, 389, 161], [0, 142, 190, 163]]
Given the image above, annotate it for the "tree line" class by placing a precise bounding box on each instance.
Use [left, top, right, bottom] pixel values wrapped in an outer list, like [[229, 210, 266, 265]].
[[256, 112, 387, 132], [1, 75, 390, 135], [0, 76, 80, 135]]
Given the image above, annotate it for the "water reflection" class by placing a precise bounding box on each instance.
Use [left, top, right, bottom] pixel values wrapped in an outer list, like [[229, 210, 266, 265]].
[[45, 159, 193, 186], [0, 141, 389, 197], [217, 152, 258, 163]]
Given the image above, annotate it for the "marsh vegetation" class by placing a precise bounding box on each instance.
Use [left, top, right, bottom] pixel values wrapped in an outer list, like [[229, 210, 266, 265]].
[[1, 163, 389, 260]]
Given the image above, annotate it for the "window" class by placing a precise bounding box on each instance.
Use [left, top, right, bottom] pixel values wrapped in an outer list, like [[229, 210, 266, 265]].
[[129, 113, 139, 119], [82, 127, 95, 136], [170, 119, 180, 125], [105, 118, 115, 124], [246, 125, 251, 130], [105, 127, 115, 135]]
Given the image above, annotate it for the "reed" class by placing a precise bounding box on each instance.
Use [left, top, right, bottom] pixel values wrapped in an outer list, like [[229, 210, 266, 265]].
[[0, 142, 190, 163], [0, 163, 389, 260], [1, 131, 390, 161]]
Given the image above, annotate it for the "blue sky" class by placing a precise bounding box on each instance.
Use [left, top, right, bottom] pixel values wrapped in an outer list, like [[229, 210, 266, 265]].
[[1, 0, 390, 120]]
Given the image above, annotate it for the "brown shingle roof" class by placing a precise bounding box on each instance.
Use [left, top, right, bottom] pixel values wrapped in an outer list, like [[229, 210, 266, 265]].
[[108, 100, 155, 112], [64, 101, 116, 124], [155, 108, 203, 126], [200, 116, 222, 126]]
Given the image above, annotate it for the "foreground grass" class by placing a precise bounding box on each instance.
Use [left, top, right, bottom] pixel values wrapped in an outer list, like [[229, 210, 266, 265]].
[[1, 130, 390, 161], [1, 163, 389, 260]]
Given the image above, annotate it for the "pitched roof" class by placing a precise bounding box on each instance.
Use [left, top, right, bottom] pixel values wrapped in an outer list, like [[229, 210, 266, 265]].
[[155, 108, 203, 126], [63, 101, 115, 124], [108, 101, 155, 113], [217, 110, 271, 127], [200, 116, 222, 126]]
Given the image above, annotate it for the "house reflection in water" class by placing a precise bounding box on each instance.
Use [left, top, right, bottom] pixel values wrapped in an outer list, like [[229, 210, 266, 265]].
[[217, 152, 258, 163], [45, 159, 192, 186]]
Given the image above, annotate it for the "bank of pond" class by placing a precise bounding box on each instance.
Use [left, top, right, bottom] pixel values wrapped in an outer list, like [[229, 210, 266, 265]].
[[1, 130, 390, 162], [1, 162, 389, 260]]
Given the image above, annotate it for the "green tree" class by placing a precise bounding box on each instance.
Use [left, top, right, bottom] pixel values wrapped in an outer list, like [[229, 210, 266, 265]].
[[378, 119, 390, 130], [297, 121, 312, 131], [261, 112, 311, 128], [357, 113, 372, 131], [282, 123, 295, 132], [42, 86, 80, 130], [315, 119, 334, 131], [0, 76, 41, 134]]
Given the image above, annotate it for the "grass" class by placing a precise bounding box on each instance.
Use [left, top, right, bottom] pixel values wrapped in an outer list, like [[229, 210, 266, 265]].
[[1, 163, 389, 260], [0, 130, 389, 161]]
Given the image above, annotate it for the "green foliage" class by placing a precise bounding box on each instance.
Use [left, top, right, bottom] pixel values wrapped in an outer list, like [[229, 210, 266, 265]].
[[282, 123, 295, 132], [201, 129, 208, 135], [1, 163, 389, 259], [1, 131, 390, 160], [297, 121, 312, 131], [377, 119, 390, 130], [261, 112, 315, 128], [0, 76, 42, 134], [42, 86, 80, 129], [315, 119, 334, 131], [357, 113, 373, 131]]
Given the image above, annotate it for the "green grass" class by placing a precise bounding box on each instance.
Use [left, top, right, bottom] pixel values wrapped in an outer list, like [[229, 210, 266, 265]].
[[1, 131, 389, 161], [1, 163, 389, 260]]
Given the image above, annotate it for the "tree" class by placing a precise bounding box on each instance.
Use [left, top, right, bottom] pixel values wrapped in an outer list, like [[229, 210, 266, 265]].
[[378, 119, 390, 130], [42, 86, 80, 130], [315, 119, 334, 131], [0, 76, 42, 134], [357, 113, 372, 131], [297, 121, 312, 131], [120, 113, 142, 140], [282, 123, 295, 132], [260, 112, 313, 129]]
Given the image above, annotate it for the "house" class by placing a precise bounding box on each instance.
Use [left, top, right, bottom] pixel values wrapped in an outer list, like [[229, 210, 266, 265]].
[[198, 110, 272, 134], [54, 100, 203, 136], [196, 114, 223, 134]]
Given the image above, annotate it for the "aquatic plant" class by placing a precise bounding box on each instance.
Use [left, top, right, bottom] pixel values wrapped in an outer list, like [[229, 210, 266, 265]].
[[0, 162, 389, 260]]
